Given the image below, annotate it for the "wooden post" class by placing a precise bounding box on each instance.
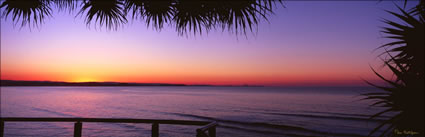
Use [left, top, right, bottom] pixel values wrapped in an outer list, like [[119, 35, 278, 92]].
[[1, 121, 4, 137], [74, 121, 82, 137], [208, 126, 216, 137], [196, 129, 206, 137], [152, 123, 159, 137]]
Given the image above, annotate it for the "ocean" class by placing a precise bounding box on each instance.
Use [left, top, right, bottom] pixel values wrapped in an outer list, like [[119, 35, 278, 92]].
[[0, 86, 386, 137]]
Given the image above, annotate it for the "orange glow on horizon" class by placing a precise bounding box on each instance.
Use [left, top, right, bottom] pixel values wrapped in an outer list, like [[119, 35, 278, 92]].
[[71, 78, 99, 83], [1, 54, 389, 86], [0, 68, 387, 86]]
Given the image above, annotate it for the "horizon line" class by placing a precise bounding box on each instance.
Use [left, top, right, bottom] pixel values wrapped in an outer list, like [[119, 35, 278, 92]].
[[0, 79, 375, 88]]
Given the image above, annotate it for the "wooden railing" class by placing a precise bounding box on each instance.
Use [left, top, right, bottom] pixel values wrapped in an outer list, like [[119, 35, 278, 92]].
[[0, 117, 218, 137], [196, 121, 217, 137]]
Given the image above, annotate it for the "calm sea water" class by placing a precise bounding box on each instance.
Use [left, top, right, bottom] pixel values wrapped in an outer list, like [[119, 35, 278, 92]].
[[0, 86, 385, 137]]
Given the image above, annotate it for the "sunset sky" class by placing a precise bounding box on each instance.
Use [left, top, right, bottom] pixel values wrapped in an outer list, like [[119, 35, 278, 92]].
[[0, 1, 410, 86]]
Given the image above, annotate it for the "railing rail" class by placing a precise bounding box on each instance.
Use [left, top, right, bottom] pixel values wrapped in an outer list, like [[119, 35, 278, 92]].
[[196, 121, 218, 137], [0, 117, 217, 137]]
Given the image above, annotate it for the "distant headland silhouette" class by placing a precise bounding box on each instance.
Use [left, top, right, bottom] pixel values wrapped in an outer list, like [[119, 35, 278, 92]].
[[0, 80, 264, 87]]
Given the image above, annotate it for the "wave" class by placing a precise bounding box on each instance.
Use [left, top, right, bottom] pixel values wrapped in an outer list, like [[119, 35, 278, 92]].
[[262, 112, 385, 122], [31, 107, 76, 117], [221, 108, 386, 122], [300, 111, 391, 119], [212, 106, 388, 123], [164, 112, 366, 137]]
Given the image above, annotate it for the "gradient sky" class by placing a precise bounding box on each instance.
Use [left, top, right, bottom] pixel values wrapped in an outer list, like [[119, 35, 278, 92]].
[[0, 1, 413, 86]]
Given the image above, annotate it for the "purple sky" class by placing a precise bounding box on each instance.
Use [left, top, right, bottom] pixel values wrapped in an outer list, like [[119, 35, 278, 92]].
[[0, 1, 414, 86]]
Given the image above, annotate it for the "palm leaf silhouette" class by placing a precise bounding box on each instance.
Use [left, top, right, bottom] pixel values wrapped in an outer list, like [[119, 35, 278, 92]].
[[143, 0, 174, 30], [173, 0, 212, 35], [2, 0, 282, 34], [52, 0, 77, 12], [0, 0, 51, 29], [364, 55, 424, 137], [409, 0, 424, 16], [379, 6, 424, 75], [223, 1, 265, 35], [364, 3, 424, 136], [124, 0, 143, 19], [172, 0, 280, 36], [77, 0, 128, 30]]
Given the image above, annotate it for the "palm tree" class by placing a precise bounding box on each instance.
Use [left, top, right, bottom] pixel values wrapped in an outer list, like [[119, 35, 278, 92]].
[[364, 2, 424, 136], [380, 6, 424, 76], [52, 0, 77, 12], [126, 0, 174, 31], [173, 0, 213, 35], [364, 56, 424, 137], [1, 0, 282, 35], [409, 0, 425, 16], [77, 0, 128, 30], [0, 0, 51, 29], [212, 0, 275, 36]]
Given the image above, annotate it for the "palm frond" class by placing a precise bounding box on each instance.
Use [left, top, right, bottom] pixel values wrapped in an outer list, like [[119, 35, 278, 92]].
[[0, 0, 51, 29], [1, 0, 283, 35], [379, 6, 425, 75], [77, 0, 128, 30], [173, 0, 211, 35], [124, 0, 143, 19], [52, 0, 77, 12], [142, 0, 174, 31], [409, 0, 425, 16], [364, 53, 424, 136]]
